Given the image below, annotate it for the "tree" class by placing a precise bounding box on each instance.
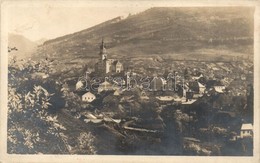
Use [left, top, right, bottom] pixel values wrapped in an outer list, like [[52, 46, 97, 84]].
[[8, 58, 64, 153], [8, 85, 67, 154], [7, 57, 97, 154], [102, 94, 119, 108], [73, 132, 96, 154], [184, 68, 190, 80]]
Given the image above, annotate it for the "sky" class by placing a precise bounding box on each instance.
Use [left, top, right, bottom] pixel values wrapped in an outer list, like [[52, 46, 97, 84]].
[[6, 1, 150, 41], [5, 1, 255, 42]]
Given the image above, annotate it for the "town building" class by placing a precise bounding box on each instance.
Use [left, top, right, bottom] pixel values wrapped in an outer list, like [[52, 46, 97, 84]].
[[98, 81, 116, 93], [150, 76, 167, 91], [191, 74, 203, 81], [189, 81, 206, 94], [113, 88, 123, 96], [156, 96, 174, 105], [177, 81, 189, 98], [240, 123, 253, 138], [82, 92, 96, 103], [95, 39, 123, 74], [140, 90, 149, 100], [76, 80, 84, 90], [213, 85, 226, 93]]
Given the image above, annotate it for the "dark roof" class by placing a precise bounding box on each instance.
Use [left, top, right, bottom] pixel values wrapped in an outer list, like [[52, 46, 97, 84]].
[[112, 60, 122, 65], [206, 80, 223, 88]]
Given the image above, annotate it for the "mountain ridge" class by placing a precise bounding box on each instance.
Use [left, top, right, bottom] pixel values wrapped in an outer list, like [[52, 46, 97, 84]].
[[8, 33, 37, 59], [36, 7, 254, 61]]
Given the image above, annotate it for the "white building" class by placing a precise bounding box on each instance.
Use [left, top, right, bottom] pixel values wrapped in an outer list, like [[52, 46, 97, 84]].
[[240, 123, 253, 138], [113, 89, 123, 96], [191, 74, 203, 80], [198, 82, 206, 94], [214, 86, 226, 93], [82, 92, 96, 103], [76, 80, 84, 90], [156, 96, 175, 102]]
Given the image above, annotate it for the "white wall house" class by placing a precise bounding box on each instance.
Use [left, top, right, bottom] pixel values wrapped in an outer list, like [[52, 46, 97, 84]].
[[240, 123, 253, 138], [82, 92, 96, 103]]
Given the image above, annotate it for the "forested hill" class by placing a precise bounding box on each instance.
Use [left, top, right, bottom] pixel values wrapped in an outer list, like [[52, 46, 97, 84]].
[[36, 7, 254, 60]]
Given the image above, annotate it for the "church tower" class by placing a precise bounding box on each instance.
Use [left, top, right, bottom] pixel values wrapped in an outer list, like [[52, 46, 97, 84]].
[[95, 38, 123, 75], [100, 38, 107, 60]]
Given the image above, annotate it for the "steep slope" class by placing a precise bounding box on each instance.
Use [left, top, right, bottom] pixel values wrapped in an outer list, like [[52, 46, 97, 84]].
[[36, 7, 254, 61], [8, 33, 37, 59]]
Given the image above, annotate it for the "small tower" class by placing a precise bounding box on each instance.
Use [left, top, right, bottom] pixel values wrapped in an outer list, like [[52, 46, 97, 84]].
[[174, 71, 178, 91], [182, 78, 186, 98], [126, 72, 131, 90], [100, 38, 107, 60]]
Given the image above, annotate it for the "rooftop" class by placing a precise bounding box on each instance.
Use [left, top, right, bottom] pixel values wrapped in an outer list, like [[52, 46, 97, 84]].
[[156, 96, 174, 101], [241, 123, 253, 130]]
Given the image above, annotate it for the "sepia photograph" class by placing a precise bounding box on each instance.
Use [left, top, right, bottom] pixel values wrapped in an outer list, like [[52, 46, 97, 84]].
[[0, 0, 259, 162]]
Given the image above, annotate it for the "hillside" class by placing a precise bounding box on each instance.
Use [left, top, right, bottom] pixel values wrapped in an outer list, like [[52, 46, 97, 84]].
[[8, 33, 37, 59], [35, 38, 48, 46], [36, 7, 254, 61]]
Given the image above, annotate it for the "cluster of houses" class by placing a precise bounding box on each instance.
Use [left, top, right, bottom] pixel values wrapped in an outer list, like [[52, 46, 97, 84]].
[[75, 39, 230, 105], [73, 39, 253, 140]]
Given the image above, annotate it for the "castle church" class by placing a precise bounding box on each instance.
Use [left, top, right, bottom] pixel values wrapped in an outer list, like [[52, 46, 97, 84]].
[[95, 39, 123, 74]]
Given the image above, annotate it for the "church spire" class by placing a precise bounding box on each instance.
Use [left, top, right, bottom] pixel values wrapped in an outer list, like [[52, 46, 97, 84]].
[[100, 37, 106, 53], [99, 37, 107, 60], [101, 37, 104, 47]]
